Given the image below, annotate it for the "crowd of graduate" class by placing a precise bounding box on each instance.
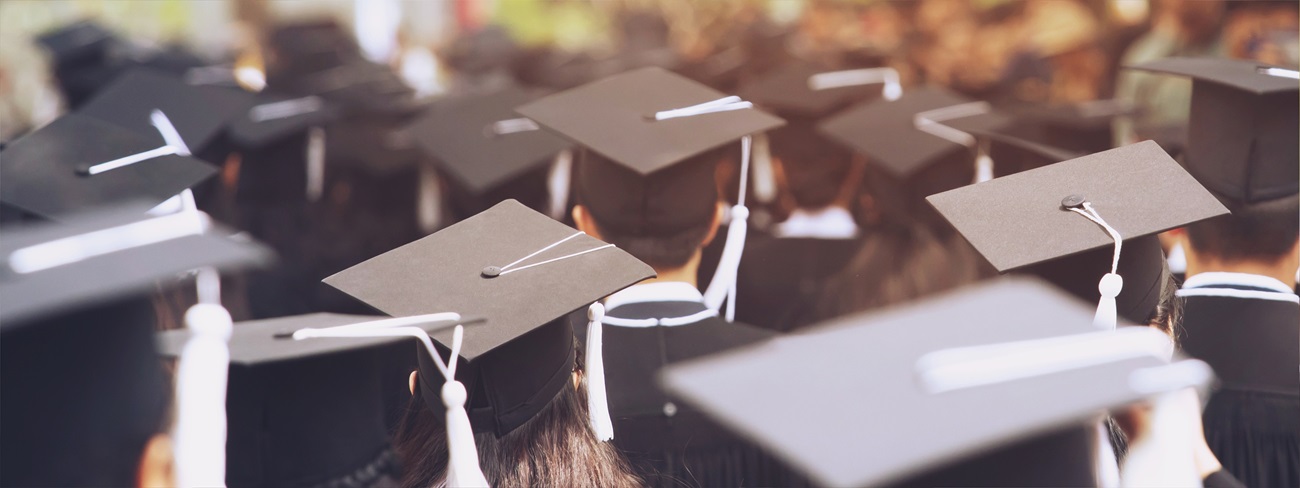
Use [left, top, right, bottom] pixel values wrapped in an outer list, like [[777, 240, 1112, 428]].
[[0, 1, 1297, 487]]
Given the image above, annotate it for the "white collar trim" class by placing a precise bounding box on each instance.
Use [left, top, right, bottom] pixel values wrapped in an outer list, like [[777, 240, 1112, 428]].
[[773, 207, 859, 240], [1182, 272, 1294, 293], [604, 281, 705, 311]]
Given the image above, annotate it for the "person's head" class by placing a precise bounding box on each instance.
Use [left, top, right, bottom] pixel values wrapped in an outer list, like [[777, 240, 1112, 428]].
[[394, 339, 640, 488], [1183, 195, 1300, 274], [1, 297, 174, 488], [572, 147, 726, 271], [768, 118, 858, 212]]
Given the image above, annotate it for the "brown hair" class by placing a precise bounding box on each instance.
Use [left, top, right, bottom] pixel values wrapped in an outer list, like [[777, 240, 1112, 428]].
[[393, 347, 641, 488]]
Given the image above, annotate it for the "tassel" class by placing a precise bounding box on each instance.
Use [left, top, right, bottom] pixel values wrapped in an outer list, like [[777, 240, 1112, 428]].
[[306, 126, 326, 202], [974, 145, 994, 183], [441, 326, 489, 488], [417, 164, 442, 234], [173, 303, 233, 488], [703, 135, 753, 321], [585, 303, 614, 441], [547, 150, 573, 221], [1095, 273, 1123, 329], [751, 133, 776, 205]]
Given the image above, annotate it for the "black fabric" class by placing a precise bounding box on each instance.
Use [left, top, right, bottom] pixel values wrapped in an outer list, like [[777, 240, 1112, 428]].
[[1186, 76, 1299, 203], [734, 234, 862, 332], [885, 423, 1099, 487], [577, 299, 791, 487], [574, 148, 719, 237], [1180, 292, 1300, 487], [0, 297, 169, 488], [1024, 234, 1168, 325], [1202, 469, 1248, 488]]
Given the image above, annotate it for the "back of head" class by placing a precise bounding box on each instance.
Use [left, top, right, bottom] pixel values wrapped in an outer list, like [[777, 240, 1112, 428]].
[[1, 296, 169, 487], [769, 117, 854, 210], [575, 147, 722, 269], [1187, 195, 1300, 265]]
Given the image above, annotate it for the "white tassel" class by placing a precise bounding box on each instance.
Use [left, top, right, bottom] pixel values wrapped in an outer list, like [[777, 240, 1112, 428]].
[[417, 164, 442, 234], [751, 133, 776, 205], [702, 134, 754, 322], [306, 127, 326, 203], [546, 150, 574, 221], [441, 326, 489, 488], [585, 303, 614, 441], [1095, 273, 1123, 329], [973, 146, 994, 184], [173, 303, 233, 488]]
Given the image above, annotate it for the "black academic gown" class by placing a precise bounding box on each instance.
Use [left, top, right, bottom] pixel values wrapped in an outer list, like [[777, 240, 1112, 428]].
[[576, 285, 805, 487], [1178, 273, 1300, 488], [735, 234, 861, 332]]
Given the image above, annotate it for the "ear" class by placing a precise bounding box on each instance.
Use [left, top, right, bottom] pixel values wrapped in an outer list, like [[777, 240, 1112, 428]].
[[136, 434, 174, 488], [572, 205, 601, 239], [700, 202, 726, 248], [409, 370, 418, 395]]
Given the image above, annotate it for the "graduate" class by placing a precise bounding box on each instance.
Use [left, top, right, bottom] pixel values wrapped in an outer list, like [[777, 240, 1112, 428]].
[[0, 204, 269, 487], [517, 67, 798, 486], [660, 277, 1237, 487], [1129, 57, 1300, 487], [318, 200, 654, 487], [725, 61, 893, 332]]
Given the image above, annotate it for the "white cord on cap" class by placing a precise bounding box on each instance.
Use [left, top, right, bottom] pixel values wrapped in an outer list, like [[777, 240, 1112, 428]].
[[174, 302, 233, 488], [585, 303, 615, 441], [806, 67, 903, 101], [8, 211, 211, 274], [306, 126, 326, 203], [81, 109, 189, 175], [249, 96, 324, 123], [750, 133, 776, 204], [547, 149, 574, 220], [417, 164, 442, 234], [1066, 200, 1124, 329], [653, 96, 754, 121], [487, 117, 541, 136], [1259, 67, 1300, 79], [913, 101, 989, 147], [487, 231, 614, 277]]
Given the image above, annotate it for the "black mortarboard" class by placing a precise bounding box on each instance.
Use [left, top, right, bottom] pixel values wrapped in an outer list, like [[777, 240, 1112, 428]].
[[0, 115, 219, 219], [407, 87, 572, 195], [227, 94, 340, 149], [1000, 99, 1133, 154], [738, 61, 897, 118], [323, 200, 654, 436], [265, 21, 362, 80], [156, 313, 466, 487], [78, 68, 255, 153], [972, 129, 1083, 178], [660, 277, 1209, 487], [0, 204, 270, 487], [0, 204, 272, 326], [818, 86, 1010, 179], [517, 67, 784, 236], [928, 141, 1229, 324], [35, 21, 118, 66], [1128, 57, 1299, 203]]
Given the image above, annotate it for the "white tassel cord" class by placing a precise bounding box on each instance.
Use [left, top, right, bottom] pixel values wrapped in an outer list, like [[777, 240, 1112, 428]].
[[653, 96, 753, 121], [81, 110, 190, 176], [417, 164, 442, 234], [487, 231, 614, 277], [173, 303, 233, 488], [306, 126, 326, 203], [585, 303, 615, 441], [1066, 201, 1124, 329], [806, 67, 903, 101], [546, 150, 574, 221], [703, 136, 752, 321], [750, 133, 776, 205]]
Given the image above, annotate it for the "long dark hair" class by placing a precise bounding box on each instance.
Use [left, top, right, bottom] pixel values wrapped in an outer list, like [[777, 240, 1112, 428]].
[[393, 348, 641, 488]]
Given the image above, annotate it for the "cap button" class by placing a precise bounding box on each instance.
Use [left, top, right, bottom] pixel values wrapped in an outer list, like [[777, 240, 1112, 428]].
[[663, 401, 678, 418], [1061, 194, 1087, 209], [481, 266, 502, 278]]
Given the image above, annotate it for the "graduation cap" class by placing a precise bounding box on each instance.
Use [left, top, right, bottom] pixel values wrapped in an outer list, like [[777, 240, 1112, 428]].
[[999, 99, 1134, 154], [817, 86, 1011, 224], [0, 114, 219, 220], [659, 277, 1212, 488], [0, 204, 270, 486], [1127, 57, 1299, 203], [227, 94, 340, 149], [518, 67, 784, 319], [738, 61, 902, 118], [34, 21, 118, 66], [78, 68, 256, 153], [406, 86, 572, 200], [323, 199, 653, 427], [927, 141, 1229, 327], [970, 128, 1083, 178], [156, 313, 467, 487]]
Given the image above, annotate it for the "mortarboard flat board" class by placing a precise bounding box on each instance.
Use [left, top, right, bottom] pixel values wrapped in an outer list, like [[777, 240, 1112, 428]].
[[227, 94, 340, 149], [406, 86, 572, 195], [927, 141, 1229, 322], [738, 61, 892, 118], [660, 277, 1205, 487], [817, 85, 1011, 179], [35, 21, 117, 66], [323, 199, 654, 436], [999, 99, 1134, 154], [0, 204, 273, 326], [967, 128, 1083, 178], [155, 312, 468, 486], [77, 68, 256, 153], [516, 66, 785, 177], [0, 115, 219, 220], [1127, 57, 1299, 203]]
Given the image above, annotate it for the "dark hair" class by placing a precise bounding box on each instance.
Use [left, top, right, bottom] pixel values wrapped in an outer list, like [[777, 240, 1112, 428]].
[[393, 346, 641, 488], [1186, 195, 1299, 263], [590, 215, 715, 270], [768, 119, 854, 210], [812, 221, 995, 320]]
